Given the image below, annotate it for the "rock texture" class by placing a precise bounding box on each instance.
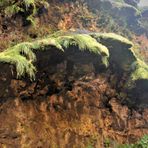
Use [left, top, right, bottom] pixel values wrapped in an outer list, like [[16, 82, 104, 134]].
[[0, 62, 147, 148]]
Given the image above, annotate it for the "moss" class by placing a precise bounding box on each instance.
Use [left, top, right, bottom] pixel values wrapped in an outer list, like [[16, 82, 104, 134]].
[[50, 31, 109, 56], [91, 33, 136, 71], [90, 32, 148, 89], [0, 32, 109, 80], [0, 37, 63, 80], [91, 33, 133, 47], [0, 31, 147, 89], [130, 59, 148, 81]]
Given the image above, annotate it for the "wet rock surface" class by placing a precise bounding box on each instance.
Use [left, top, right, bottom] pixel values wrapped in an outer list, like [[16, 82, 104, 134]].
[[0, 63, 147, 148]]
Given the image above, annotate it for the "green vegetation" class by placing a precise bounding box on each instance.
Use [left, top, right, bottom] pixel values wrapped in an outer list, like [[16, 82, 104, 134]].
[[0, 37, 63, 80], [0, 32, 109, 80], [55, 33, 109, 56], [91, 33, 133, 46], [101, 135, 148, 148], [0, 31, 147, 89], [56, 33, 109, 67], [90, 32, 136, 71], [130, 59, 148, 81], [0, 0, 49, 25], [127, 58, 148, 87], [110, 0, 140, 15], [91, 32, 148, 88]]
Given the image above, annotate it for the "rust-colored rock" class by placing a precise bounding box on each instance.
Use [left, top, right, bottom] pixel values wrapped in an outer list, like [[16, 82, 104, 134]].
[[0, 64, 147, 148]]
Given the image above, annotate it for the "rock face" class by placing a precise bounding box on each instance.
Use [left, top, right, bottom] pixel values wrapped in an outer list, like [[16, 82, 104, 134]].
[[99, 0, 148, 35], [0, 60, 148, 148], [0, 31, 148, 93], [0, 32, 147, 147]]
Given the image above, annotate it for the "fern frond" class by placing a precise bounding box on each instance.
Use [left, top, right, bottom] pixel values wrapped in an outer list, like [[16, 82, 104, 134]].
[[58, 34, 109, 55], [2, 31, 147, 83], [34, 38, 64, 51], [0, 36, 64, 80], [0, 32, 110, 79], [126, 58, 148, 87], [11, 42, 36, 61], [0, 53, 36, 80], [130, 59, 148, 81], [90, 33, 133, 47], [56, 33, 109, 67]]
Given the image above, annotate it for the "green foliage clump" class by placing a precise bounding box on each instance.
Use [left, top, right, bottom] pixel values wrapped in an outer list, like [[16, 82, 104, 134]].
[[0, 0, 49, 25], [91, 33, 133, 48], [90, 32, 136, 71], [0, 31, 147, 88], [130, 59, 148, 81], [57, 34, 109, 67], [126, 58, 148, 87], [0, 32, 110, 80], [51, 31, 109, 67], [0, 37, 62, 80]]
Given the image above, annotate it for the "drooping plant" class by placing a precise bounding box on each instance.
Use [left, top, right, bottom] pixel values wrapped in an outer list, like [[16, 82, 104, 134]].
[[0, 32, 109, 80], [0, 31, 147, 89], [90, 32, 148, 88]]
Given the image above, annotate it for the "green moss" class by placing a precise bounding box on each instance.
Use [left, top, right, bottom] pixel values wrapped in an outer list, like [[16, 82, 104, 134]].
[[50, 31, 109, 56], [91, 33, 133, 47], [91, 33, 136, 71], [0, 37, 63, 80], [90, 32, 148, 88], [0, 31, 147, 88], [130, 59, 148, 81], [126, 58, 148, 88], [0, 32, 110, 80]]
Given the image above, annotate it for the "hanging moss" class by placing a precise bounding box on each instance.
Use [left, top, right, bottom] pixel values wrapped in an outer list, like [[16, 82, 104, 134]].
[[90, 32, 137, 71], [0, 37, 63, 80], [0, 32, 109, 80], [0, 30, 147, 91], [91, 33, 133, 46], [90, 32, 148, 89], [50, 31, 109, 57], [130, 59, 148, 81], [56, 33, 109, 67]]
